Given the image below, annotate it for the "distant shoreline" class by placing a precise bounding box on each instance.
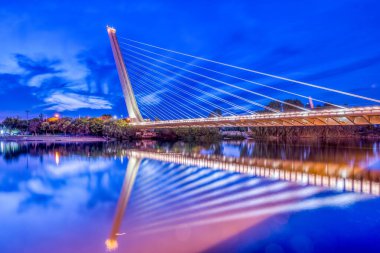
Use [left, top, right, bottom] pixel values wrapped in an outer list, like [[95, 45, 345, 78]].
[[0, 135, 108, 142]]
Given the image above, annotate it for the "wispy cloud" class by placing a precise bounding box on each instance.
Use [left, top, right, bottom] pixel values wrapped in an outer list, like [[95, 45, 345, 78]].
[[14, 54, 62, 76], [44, 92, 112, 111], [0, 54, 63, 88], [77, 50, 119, 95], [0, 52, 116, 114], [137, 90, 164, 105]]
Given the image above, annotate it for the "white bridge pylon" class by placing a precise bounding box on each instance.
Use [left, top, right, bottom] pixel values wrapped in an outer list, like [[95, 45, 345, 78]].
[[107, 26, 143, 122]]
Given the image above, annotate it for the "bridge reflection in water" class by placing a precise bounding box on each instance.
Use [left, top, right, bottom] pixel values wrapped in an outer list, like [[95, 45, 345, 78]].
[[106, 147, 378, 252], [129, 150, 380, 195]]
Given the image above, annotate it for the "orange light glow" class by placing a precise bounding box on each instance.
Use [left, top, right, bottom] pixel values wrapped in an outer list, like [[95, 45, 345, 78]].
[[105, 239, 118, 251], [55, 152, 60, 166], [106, 26, 116, 33]]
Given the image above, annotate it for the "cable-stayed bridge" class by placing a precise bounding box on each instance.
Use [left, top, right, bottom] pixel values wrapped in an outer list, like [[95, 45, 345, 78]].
[[107, 27, 380, 129]]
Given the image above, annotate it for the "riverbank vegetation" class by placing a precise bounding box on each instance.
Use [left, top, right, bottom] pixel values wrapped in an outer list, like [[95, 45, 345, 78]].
[[247, 125, 380, 140], [1, 115, 137, 140]]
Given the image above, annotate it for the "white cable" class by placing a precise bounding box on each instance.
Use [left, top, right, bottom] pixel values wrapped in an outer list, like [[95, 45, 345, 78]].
[[131, 76, 198, 119], [130, 72, 209, 118], [127, 59, 254, 114], [137, 75, 220, 117], [123, 47, 308, 112], [129, 64, 237, 116], [120, 42, 345, 109], [120, 37, 380, 104], [133, 85, 176, 120], [126, 56, 259, 114], [130, 64, 237, 115], [133, 79, 194, 119], [124, 52, 279, 113], [130, 73, 209, 118], [131, 89, 169, 120], [133, 81, 190, 120], [135, 99, 169, 120]]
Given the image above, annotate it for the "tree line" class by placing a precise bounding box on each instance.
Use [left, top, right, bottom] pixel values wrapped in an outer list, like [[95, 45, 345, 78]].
[[1, 115, 137, 140]]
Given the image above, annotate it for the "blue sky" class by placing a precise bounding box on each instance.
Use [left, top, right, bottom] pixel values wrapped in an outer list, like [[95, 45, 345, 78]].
[[0, 0, 379, 119]]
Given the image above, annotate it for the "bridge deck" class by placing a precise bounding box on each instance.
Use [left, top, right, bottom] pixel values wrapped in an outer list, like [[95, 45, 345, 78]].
[[131, 106, 380, 129]]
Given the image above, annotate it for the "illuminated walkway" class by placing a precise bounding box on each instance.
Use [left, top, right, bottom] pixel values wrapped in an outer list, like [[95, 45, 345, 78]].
[[131, 106, 380, 129]]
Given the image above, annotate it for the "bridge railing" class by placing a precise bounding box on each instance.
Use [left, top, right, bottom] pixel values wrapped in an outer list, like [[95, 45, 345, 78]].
[[131, 106, 380, 126]]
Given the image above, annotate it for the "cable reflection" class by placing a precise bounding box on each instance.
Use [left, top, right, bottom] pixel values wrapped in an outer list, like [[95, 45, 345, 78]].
[[106, 149, 375, 252]]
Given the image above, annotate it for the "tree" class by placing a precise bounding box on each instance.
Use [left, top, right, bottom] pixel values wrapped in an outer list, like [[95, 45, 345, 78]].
[[2, 117, 27, 134], [266, 101, 282, 112], [263, 99, 305, 113], [57, 118, 72, 135], [283, 99, 304, 112], [49, 122, 58, 135], [41, 122, 50, 135], [89, 118, 103, 136], [100, 114, 112, 121], [209, 109, 222, 117], [29, 118, 41, 135], [3, 117, 20, 131], [102, 119, 136, 140], [70, 118, 90, 135]]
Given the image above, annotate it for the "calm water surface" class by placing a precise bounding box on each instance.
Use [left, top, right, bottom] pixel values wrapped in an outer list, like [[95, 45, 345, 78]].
[[1, 140, 380, 253]]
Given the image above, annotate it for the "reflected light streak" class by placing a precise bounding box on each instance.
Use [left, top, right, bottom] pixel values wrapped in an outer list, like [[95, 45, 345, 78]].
[[55, 152, 60, 166], [133, 174, 246, 217], [139, 193, 369, 236], [134, 181, 289, 224], [134, 168, 214, 205], [131, 165, 199, 200], [105, 157, 141, 251], [135, 187, 321, 233], [135, 170, 227, 211]]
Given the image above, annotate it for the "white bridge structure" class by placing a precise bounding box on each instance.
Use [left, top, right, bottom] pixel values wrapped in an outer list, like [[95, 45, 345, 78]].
[[107, 27, 380, 129]]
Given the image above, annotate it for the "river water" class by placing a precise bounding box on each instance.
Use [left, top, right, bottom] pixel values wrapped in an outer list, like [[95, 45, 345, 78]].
[[1, 140, 380, 253]]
